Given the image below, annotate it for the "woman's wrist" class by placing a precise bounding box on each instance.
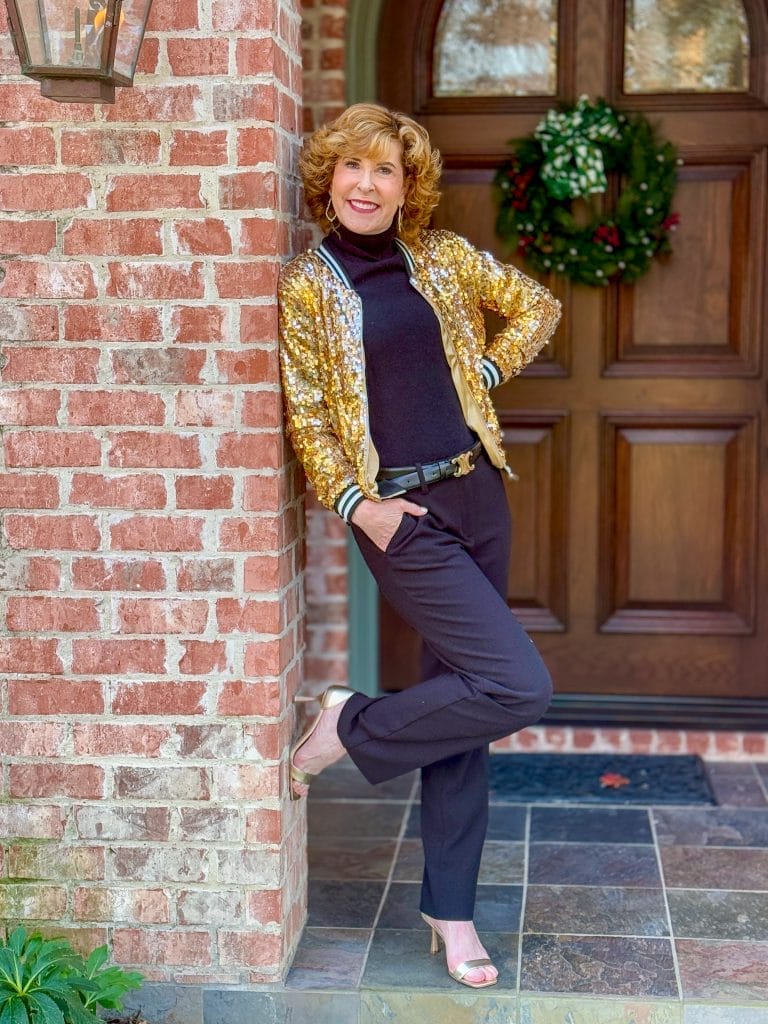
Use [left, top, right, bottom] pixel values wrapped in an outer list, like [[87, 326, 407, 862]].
[[334, 484, 366, 523]]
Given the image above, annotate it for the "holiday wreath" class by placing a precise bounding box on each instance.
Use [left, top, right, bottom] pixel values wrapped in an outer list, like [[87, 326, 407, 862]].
[[494, 96, 681, 287]]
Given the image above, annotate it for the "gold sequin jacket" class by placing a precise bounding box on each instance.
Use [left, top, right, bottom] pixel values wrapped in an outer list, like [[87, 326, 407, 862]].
[[278, 229, 561, 521]]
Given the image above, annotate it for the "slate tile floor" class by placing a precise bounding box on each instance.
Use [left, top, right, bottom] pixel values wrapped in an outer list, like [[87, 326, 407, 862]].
[[286, 757, 768, 1023]]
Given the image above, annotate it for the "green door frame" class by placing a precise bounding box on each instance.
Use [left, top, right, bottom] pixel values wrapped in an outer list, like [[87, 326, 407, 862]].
[[343, 0, 386, 696]]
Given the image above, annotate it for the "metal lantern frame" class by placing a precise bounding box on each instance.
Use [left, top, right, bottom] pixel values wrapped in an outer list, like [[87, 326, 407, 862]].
[[4, 0, 153, 102]]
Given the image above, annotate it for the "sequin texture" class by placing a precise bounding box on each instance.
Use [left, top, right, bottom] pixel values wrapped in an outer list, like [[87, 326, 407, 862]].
[[278, 229, 561, 512]]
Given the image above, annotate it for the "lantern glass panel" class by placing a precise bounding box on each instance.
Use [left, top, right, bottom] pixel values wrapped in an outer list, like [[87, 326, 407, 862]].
[[112, 0, 151, 79], [14, 0, 111, 71]]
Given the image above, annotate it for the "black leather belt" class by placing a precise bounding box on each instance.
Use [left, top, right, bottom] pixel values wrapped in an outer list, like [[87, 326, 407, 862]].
[[376, 442, 483, 499]]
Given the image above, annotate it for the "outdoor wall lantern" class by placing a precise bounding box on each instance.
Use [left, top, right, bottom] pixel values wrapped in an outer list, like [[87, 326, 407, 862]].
[[4, 0, 153, 102]]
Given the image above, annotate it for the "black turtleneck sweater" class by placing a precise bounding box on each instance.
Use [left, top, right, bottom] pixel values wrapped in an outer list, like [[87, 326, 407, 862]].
[[322, 223, 474, 467]]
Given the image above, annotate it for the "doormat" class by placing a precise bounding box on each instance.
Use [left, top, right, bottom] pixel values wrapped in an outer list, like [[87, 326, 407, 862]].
[[488, 753, 716, 805]]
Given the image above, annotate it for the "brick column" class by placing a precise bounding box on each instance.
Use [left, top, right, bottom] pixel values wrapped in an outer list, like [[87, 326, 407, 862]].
[[0, 0, 307, 983], [298, 0, 351, 696]]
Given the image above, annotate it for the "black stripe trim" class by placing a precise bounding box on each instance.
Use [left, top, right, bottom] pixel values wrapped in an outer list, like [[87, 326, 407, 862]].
[[335, 484, 365, 523], [481, 357, 502, 389], [394, 238, 416, 275], [316, 243, 354, 289]]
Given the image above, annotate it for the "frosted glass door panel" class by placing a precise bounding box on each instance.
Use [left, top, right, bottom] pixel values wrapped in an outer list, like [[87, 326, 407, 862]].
[[433, 0, 558, 97], [624, 0, 749, 93]]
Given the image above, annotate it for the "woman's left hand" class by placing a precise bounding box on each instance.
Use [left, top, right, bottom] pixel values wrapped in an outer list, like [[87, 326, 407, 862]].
[[350, 497, 428, 552]]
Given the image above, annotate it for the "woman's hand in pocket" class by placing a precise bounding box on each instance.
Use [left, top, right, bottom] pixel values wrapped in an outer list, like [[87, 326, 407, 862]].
[[350, 498, 428, 552]]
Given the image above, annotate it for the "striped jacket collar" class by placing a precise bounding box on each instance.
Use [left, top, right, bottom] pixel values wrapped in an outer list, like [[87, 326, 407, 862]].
[[316, 237, 416, 288]]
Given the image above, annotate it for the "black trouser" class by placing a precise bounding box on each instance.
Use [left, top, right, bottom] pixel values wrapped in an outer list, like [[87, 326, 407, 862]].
[[338, 453, 553, 919]]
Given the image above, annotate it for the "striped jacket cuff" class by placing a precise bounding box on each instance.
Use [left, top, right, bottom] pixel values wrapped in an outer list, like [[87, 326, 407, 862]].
[[335, 484, 366, 524], [481, 357, 502, 390]]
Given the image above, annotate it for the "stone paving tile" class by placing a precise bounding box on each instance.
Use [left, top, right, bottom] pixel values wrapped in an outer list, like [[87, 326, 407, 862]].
[[308, 799, 407, 839], [284, 927, 371, 990], [485, 805, 528, 841], [203, 990, 359, 1024], [524, 885, 669, 937], [705, 763, 768, 809], [406, 802, 528, 841], [123, 983, 203, 1024], [362, 928, 519, 992], [660, 847, 768, 890], [676, 939, 768, 1001], [377, 880, 524, 933], [293, 759, 768, 1014], [684, 1004, 768, 1024], [528, 842, 662, 887], [473, 883, 525, 932], [654, 808, 768, 848], [308, 836, 398, 880], [391, 838, 424, 880], [520, 995, 682, 1024], [307, 879, 386, 928], [404, 805, 420, 837], [520, 934, 678, 997], [479, 841, 527, 884], [530, 806, 653, 844], [375, 880, 424, 928], [362, 989, 518, 1023], [392, 837, 525, 885], [310, 760, 417, 801], [669, 890, 768, 941]]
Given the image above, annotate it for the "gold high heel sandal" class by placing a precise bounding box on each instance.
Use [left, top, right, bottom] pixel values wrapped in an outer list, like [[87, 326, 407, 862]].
[[421, 913, 498, 989], [290, 685, 355, 801]]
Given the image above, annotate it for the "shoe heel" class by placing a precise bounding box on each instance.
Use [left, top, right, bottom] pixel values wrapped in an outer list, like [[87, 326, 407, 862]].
[[420, 913, 441, 955]]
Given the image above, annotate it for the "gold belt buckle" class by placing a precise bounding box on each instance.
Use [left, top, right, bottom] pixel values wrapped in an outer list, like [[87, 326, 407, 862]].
[[452, 450, 476, 478]]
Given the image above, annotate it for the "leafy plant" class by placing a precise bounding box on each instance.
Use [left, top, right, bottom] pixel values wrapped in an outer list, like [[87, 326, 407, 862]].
[[75, 946, 143, 1016], [0, 927, 143, 1024]]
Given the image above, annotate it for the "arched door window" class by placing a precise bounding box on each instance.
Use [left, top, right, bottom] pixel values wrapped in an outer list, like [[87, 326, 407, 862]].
[[433, 0, 558, 97], [623, 0, 750, 93]]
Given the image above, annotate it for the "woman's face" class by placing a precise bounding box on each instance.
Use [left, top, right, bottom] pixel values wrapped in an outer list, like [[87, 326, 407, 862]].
[[330, 139, 406, 235]]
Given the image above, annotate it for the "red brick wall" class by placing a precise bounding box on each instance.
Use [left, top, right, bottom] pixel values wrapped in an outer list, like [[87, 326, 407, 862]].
[[0, 0, 308, 983], [300, 0, 347, 133], [493, 726, 768, 759], [298, 0, 351, 696]]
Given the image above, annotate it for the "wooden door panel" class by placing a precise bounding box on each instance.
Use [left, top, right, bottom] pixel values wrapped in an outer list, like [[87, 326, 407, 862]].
[[376, 0, 768, 723], [501, 413, 569, 632], [608, 149, 766, 375], [600, 416, 758, 634], [537, 632, 743, 695]]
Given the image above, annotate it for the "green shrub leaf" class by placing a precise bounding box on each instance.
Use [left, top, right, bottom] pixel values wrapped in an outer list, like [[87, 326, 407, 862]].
[[0, 950, 21, 991], [0, 928, 142, 1024], [0, 995, 30, 1024], [82, 948, 108, 976], [26, 992, 65, 1024]]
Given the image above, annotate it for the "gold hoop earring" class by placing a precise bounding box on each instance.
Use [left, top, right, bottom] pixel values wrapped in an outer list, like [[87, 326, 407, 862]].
[[397, 206, 403, 234], [325, 198, 340, 232]]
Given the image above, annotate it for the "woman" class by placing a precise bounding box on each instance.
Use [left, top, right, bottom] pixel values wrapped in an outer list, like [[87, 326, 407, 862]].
[[278, 103, 560, 989]]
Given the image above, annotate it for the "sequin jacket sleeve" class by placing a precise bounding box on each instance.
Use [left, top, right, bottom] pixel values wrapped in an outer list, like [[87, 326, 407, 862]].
[[278, 257, 363, 515], [449, 232, 561, 384]]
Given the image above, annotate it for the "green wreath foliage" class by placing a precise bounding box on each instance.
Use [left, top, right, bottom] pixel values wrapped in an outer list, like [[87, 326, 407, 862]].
[[494, 98, 681, 287]]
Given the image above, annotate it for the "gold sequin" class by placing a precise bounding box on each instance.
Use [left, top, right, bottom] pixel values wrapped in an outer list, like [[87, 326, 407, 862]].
[[278, 229, 561, 512]]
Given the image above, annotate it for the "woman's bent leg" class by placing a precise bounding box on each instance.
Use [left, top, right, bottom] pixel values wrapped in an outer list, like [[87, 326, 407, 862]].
[[337, 520, 552, 783]]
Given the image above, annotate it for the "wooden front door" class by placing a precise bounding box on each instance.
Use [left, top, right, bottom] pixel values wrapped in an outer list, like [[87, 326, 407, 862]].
[[375, 0, 768, 726]]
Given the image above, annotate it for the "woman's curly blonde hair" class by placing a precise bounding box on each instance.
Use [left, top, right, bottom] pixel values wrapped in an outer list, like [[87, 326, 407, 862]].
[[299, 103, 442, 243]]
